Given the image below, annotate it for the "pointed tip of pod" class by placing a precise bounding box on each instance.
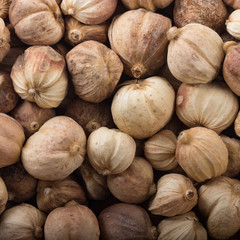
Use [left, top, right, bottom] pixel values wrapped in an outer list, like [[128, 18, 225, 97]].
[[167, 26, 180, 41], [223, 41, 237, 54]]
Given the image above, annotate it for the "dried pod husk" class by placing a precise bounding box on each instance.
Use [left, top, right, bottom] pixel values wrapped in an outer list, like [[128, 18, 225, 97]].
[[11, 100, 56, 138], [11, 46, 68, 108], [0, 203, 46, 240], [198, 176, 240, 239], [176, 127, 228, 182], [0, 177, 7, 214], [173, 0, 227, 34], [223, 41, 240, 96], [121, 0, 174, 11], [1, 162, 37, 203], [226, 10, 240, 40], [98, 203, 158, 240], [107, 157, 156, 203], [144, 130, 178, 171], [22, 116, 86, 180], [79, 161, 110, 201], [163, 113, 186, 136], [0, 1, 10, 19], [0, 113, 25, 168], [0, 47, 25, 72], [61, 0, 117, 24], [66, 40, 123, 103], [87, 127, 136, 175], [176, 82, 239, 134], [0, 18, 10, 62], [224, 0, 240, 9], [111, 77, 175, 139], [44, 201, 100, 240], [37, 177, 87, 213], [149, 173, 197, 216], [234, 111, 240, 137], [157, 211, 208, 240], [167, 23, 224, 84], [9, 0, 64, 45], [65, 98, 114, 137], [108, 8, 172, 79], [221, 135, 240, 177], [0, 70, 18, 113], [65, 16, 108, 46]]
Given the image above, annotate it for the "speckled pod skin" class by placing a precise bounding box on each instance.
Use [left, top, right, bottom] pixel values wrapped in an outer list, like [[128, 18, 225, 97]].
[[98, 203, 157, 240], [44, 202, 100, 240], [11, 100, 56, 138], [0, 70, 18, 113], [9, 0, 64, 45], [173, 0, 227, 34], [66, 40, 123, 103], [0, 113, 25, 168], [108, 8, 172, 79], [198, 176, 240, 239], [223, 41, 240, 96], [22, 116, 86, 181]]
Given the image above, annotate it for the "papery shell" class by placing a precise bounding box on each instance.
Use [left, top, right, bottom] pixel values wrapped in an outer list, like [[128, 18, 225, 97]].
[[111, 77, 175, 139], [87, 127, 136, 175], [11, 46, 68, 108], [65, 16, 108, 46], [0, 113, 25, 168], [22, 116, 86, 180], [65, 98, 114, 137], [44, 202, 100, 240], [221, 135, 240, 177], [11, 100, 56, 138], [176, 127, 228, 182], [173, 0, 228, 34], [1, 162, 37, 203], [198, 176, 240, 239], [98, 203, 158, 240], [144, 130, 178, 171], [37, 177, 87, 213], [157, 212, 207, 240], [79, 161, 110, 200], [66, 40, 123, 103], [9, 0, 64, 45], [108, 8, 172, 79], [0, 70, 18, 113], [121, 0, 174, 11], [0, 203, 46, 240], [0, 177, 7, 214], [167, 23, 224, 84], [176, 82, 239, 134], [0, 18, 10, 62], [226, 10, 240, 40], [107, 157, 156, 203], [149, 173, 198, 216], [61, 0, 117, 24], [223, 41, 240, 96]]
